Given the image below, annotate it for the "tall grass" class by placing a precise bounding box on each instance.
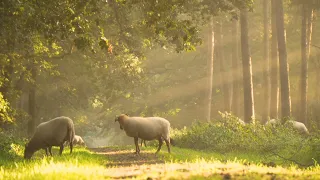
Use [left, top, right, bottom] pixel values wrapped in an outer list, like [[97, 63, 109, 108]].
[[0, 147, 109, 180]]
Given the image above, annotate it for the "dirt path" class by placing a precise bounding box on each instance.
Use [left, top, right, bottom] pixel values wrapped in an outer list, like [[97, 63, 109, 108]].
[[89, 147, 318, 180], [90, 147, 165, 167]]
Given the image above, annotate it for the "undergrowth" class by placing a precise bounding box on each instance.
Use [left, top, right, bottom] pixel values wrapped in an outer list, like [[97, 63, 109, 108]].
[[171, 112, 320, 167]]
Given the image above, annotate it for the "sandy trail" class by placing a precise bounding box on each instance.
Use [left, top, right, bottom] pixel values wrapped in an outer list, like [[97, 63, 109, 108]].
[[88, 147, 300, 180]]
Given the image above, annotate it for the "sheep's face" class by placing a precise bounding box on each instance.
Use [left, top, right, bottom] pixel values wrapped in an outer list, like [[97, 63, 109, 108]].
[[115, 114, 127, 130], [24, 143, 34, 159]]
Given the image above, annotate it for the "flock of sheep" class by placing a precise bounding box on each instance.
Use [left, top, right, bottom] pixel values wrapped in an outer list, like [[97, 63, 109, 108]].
[[24, 114, 172, 159], [23, 114, 309, 159]]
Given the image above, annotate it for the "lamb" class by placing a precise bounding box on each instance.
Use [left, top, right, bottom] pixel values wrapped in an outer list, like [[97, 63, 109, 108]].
[[24, 116, 75, 159], [115, 114, 171, 154], [265, 119, 309, 135], [73, 135, 85, 146], [65, 135, 86, 147]]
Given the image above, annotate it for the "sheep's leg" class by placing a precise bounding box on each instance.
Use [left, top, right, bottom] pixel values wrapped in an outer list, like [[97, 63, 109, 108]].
[[140, 139, 147, 147], [44, 148, 49, 156], [48, 146, 53, 156], [134, 137, 140, 154], [155, 137, 163, 154], [164, 138, 171, 153], [69, 141, 73, 154], [59, 144, 64, 155]]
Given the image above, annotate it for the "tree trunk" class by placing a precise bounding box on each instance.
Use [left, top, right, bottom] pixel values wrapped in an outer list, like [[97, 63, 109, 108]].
[[231, 18, 241, 117], [240, 9, 255, 123], [300, 5, 313, 125], [275, 0, 291, 121], [27, 63, 37, 137], [262, 0, 271, 123], [206, 18, 214, 121], [270, 0, 279, 120]]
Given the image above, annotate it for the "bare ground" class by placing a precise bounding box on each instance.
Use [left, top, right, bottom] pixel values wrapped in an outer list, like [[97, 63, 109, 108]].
[[89, 147, 319, 180]]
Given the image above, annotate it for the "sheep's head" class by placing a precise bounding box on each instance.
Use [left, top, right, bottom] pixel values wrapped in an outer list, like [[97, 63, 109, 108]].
[[115, 114, 128, 130], [24, 143, 35, 159]]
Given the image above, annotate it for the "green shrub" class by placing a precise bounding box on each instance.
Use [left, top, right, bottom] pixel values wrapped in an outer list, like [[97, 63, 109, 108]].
[[0, 131, 25, 163], [171, 112, 320, 166]]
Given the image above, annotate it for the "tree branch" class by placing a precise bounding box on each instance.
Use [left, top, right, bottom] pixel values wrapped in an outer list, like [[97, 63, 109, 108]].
[[311, 44, 320, 49]]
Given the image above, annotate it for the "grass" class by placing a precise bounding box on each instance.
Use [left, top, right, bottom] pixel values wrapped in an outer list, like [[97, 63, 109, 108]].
[[1, 145, 320, 179], [0, 147, 109, 180]]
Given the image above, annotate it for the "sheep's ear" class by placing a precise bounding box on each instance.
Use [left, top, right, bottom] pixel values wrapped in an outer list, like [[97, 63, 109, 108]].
[[125, 113, 129, 116]]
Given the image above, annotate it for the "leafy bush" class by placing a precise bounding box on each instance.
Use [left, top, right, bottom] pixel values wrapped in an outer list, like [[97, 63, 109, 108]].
[[0, 131, 25, 162], [171, 112, 320, 166]]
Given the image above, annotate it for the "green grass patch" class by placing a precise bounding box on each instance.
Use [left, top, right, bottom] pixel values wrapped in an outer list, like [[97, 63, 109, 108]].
[[0, 147, 109, 180]]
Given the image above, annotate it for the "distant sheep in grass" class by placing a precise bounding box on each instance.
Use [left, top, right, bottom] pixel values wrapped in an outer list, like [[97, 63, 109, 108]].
[[65, 135, 86, 147], [237, 118, 246, 125], [265, 119, 279, 127], [265, 119, 309, 135], [286, 120, 309, 135], [24, 116, 75, 159], [115, 114, 171, 154]]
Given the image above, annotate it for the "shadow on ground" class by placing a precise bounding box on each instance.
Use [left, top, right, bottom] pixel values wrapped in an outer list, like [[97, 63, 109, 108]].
[[89, 147, 165, 167]]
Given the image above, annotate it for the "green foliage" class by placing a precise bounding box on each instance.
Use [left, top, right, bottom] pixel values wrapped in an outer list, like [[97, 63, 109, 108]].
[[0, 93, 13, 123], [172, 113, 320, 166], [0, 131, 25, 162]]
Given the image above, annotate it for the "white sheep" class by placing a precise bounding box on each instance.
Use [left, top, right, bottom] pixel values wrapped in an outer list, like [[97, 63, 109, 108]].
[[73, 135, 85, 146], [265, 119, 279, 127], [238, 118, 246, 125], [265, 119, 309, 135], [115, 114, 171, 154], [286, 120, 309, 135], [24, 116, 75, 159], [65, 135, 86, 147]]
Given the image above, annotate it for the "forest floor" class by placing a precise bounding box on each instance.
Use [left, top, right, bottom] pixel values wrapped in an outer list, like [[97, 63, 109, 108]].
[[89, 146, 320, 180]]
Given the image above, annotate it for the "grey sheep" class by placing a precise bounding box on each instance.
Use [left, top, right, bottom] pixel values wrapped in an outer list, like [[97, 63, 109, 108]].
[[24, 116, 75, 159], [115, 114, 171, 154]]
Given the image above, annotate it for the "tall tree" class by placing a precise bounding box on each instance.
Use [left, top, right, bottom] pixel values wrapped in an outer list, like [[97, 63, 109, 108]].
[[206, 18, 215, 121], [231, 18, 241, 117], [270, 0, 279, 120], [300, 4, 313, 125], [240, 9, 255, 123], [275, 0, 292, 120], [263, 0, 271, 122]]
